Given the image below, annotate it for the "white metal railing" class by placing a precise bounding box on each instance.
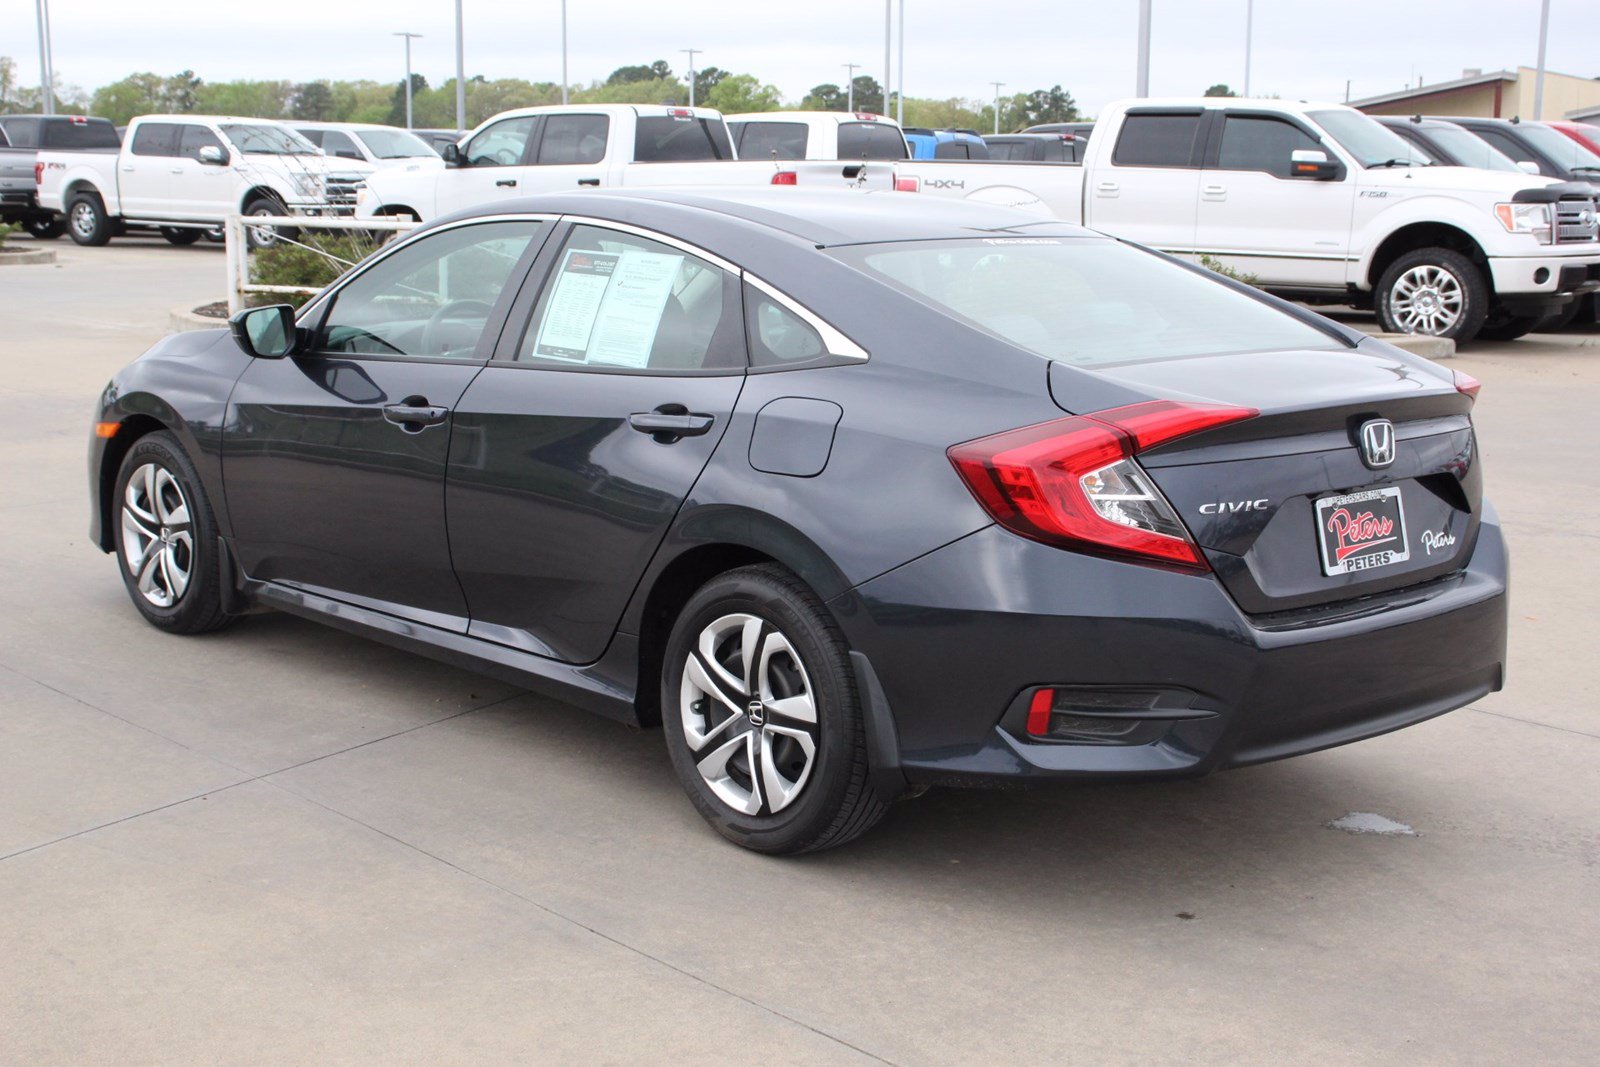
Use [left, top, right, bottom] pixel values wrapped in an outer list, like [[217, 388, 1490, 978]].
[[224, 213, 420, 314]]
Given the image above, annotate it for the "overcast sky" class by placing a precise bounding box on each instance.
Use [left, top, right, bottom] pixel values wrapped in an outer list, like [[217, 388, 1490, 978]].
[[10, 0, 1595, 112]]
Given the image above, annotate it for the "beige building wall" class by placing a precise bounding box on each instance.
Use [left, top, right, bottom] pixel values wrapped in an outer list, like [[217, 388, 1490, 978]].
[[1358, 69, 1600, 120], [1363, 84, 1502, 118], [1508, 68, 1600, 120]]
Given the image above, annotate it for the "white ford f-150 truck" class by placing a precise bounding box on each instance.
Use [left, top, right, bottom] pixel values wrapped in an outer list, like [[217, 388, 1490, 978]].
[[895, 97, 1600, 342], [37, 114, 342, 248], [355, 104, 878, 223]]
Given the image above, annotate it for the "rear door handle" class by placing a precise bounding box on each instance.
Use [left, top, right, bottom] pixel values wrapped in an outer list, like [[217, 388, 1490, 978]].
[[1095, 180, 1119, 197], [382, 402, 450, 431], [628, 411, 714, 440], [577, 178, 600, 187], [1202, 183, 1227, 200], [495, 178, 518, 188]]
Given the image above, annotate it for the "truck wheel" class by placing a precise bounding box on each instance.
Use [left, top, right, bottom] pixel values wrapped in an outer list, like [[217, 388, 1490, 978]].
[[160, 227, 202, 246], [1476, 311, 1544, 342], [1375, 248, 1488, 343], [24, 215, 66, 240], [1532, 299, 1584, 334], [242, 198, 297, 250], [66, 192, 113, 246]]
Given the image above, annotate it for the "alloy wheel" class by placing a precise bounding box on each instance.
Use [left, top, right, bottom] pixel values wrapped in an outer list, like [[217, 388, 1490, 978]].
[[1389, 264, 1464, 335], [70, 201, 97, 240], [679, 612, 820, 816], [120, 462, 194, 608]]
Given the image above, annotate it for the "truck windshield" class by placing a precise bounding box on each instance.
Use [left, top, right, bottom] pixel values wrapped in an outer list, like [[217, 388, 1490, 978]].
[[41, 119, 121, 150], [834, 237, 1338, 367], [1425, 125, 1521, 172], [634, 116, 734, 162], [221, 124, 318, 156], [1310, 109, 1427, 167], [1516, 123, 1600, 173], [356, 129, 434, 159]]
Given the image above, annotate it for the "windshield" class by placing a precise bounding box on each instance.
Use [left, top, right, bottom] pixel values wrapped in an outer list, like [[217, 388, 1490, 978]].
[[1423, 124, 1520, 171], [836, 238, 1338, 367], [1517, 123, 1600, 173], [355, 129, 434, 159], [220, 124, 319, 155], [1311, 109, 1428, 167]]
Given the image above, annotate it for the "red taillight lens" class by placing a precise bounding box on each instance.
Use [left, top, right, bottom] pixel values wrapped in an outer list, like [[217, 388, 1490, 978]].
[[34, 162, 44, 186], [894, 176, 920, 192], [948, 401, 1258, 571], [1453, 370, 1482, 399], [1026, 689, 1055, 735], [770, 170, 798, 186]]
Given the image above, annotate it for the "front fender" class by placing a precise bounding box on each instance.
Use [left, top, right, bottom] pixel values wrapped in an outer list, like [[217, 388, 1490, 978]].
[[1352, 194, 1514, 284]]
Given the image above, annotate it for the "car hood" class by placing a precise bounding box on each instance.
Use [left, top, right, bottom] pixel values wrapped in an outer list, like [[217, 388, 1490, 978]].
[[1357, 164, 1565, 197]]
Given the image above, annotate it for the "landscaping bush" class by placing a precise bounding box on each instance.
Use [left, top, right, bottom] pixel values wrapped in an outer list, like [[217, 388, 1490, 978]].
[[0, 222, 20, 248], [250, 232, 383, 307], [1198, 254, 1260, 287]]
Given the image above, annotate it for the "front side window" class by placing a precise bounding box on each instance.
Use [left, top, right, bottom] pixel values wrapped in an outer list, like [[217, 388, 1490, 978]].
[[837, 122, 908, 160], [130, 123, 180, 157], [737, 121, 808, 160], [517, 225, 739, 371], [537, 114, 609, 165], [1216, 115, 1324, 177], [319, 221, 545, 359], [177, 125, 225, 162], [464, 117, 537, 166], [1112, 112, 1203, 167], [320, 130, 364, 160]]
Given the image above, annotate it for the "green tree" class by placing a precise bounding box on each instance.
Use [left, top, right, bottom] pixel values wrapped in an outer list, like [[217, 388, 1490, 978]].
[[195, 80, 293, 118], [607, 60, 672, 86], [800, 83, 844, 111], [805, 76, 883, 113], [1204, 83, 1237, 97], [162, 70, 202, 113], [901, 96, 987, 131], [90, 73, 166, 125], [386, 74, 429, 126], [292, 80, 334, 120], [851, 75, 885, 113], [691, 66, 729, 103], [574, 76, 689, 106], [1017, 85, 1079, 126], [704, 74, 782, 115]]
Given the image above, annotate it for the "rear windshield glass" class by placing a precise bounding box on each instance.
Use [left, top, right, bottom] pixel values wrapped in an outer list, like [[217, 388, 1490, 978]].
[[633, 116, 734, 161], [41, 119, 121, 150], [837, 122, 908, 160], [835, 238, 1339, 367], [736, 121, 808, 160]]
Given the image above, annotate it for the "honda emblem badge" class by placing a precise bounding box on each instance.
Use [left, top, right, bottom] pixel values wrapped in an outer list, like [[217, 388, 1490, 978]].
[[1358, 419, 1396, 470]]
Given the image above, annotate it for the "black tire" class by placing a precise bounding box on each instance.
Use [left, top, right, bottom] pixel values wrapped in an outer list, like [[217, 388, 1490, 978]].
[[661, 564, 888, 854], [1533, 299, 1585, 334], [1476, 311, 1544, 342], [24, 214, 66, 240], [242, 197, 297, 250], [1375, 247, 1489, 343], [66, 191, 113, 246], [112, 432, 234, 635], [161, 227, 202, 246]]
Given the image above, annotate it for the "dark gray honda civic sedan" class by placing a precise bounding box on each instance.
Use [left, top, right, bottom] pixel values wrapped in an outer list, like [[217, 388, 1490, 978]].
[[88, 189, 1507, 852]]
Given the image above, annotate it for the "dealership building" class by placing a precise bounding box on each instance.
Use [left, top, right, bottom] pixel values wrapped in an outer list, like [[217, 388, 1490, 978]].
[[1353, 66, 1600, 123]]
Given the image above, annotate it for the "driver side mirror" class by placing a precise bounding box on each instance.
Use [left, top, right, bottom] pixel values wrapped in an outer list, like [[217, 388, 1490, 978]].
[[1289, 148, 1342, 180], [230, 304, 301, 359], [442, 142, 465, 166], [198, 144, 228, 166]]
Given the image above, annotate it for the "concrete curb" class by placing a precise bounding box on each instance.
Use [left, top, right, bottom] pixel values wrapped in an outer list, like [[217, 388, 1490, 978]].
[[0, 247, 57, 266], [1367, 332, 1456, 360], [169, 306, 227, 333]]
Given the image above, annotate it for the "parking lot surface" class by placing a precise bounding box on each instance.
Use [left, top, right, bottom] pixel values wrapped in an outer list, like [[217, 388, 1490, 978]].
[[2, 236, 1596, 1063]]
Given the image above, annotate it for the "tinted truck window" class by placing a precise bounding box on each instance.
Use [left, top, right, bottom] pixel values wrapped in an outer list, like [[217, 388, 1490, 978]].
[[837, 122, 907, 160], [1216, 115, 1320, 177], [538, 114, 609, 164], [736, 121, 808, 160], [634, 117, 734, 161], [130, 123, 181, 157], [1112, 112, 1203, 167], [41, 118, 120, 150]]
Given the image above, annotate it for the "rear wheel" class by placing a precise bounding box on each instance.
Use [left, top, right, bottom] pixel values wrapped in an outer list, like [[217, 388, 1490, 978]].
[[242, 197, 296, 250], [66, 192, 113, 246], [661, 564, 887, 854], [1375, 248, 1488, 343], [24, 215, 65, 240], [161, 227, 202, 246], [112, 432, 234, 635]]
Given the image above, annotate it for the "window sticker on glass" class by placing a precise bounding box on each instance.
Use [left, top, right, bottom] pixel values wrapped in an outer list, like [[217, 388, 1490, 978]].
[[531, 248, 684, 368]]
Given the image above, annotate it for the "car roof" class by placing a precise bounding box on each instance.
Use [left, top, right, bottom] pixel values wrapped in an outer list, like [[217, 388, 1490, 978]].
[[444, 187, 1094, 247], [1375, 116, 1460, 130]]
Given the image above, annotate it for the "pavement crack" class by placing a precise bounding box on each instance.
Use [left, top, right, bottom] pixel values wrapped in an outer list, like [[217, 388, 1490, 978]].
[[1467, 705, 1600, 741]]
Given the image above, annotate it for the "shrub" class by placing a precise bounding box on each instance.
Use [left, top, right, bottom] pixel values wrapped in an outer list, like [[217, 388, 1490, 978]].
[[250, 232, 383, 307], [0, 222, 20, 248], [1198, 254, 1260, 287]]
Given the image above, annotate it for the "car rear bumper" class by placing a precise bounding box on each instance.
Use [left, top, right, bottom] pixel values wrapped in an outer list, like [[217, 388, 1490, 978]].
[[834, 508, 1508, 787]]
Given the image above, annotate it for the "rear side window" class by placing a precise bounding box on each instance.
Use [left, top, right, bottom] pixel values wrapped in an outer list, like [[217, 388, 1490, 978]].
[[837, 122, 908, 160], [746, 288, 827, 367], [1216, 115, 1322, 177], [633, 116, 734, 161], [1, 118, 40, 147], [177, 125, 225, 162], [130, 123, 181, 157], [41, 119, 120, 150], [537, 114, 609, 164], [1112, 112, 1203, 167], [737, 121, 808, 160]]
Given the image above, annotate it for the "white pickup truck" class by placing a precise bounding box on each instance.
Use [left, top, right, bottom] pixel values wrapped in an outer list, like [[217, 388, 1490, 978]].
[[895, 97, 1600, 342], [355, 104, 876, 223], [37, 114, 341, 248]]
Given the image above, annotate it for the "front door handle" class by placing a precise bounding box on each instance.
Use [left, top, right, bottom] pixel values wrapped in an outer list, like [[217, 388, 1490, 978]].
[[1202, 183, 1227, 200], [629, 410, 715, 441], [1095, 180, 1119, 197], [577, 178, 600, 187], [382, 401, 450, 431], [495, 178, 518, 188]]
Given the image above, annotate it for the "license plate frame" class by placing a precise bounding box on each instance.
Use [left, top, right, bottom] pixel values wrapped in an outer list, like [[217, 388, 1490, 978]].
[[1315, 486, 1410, 577]]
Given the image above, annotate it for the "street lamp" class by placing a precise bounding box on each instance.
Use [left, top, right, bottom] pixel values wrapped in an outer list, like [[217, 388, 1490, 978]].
[[393, 32, 422, 129], [990, 81, 1005, 135], [1243, 0, 1253, 97], [682, 48, 701, 107], [454, 0, 466, 133], [1136, 0, 1152, 97], [883, 1, 891, 116], [34, 0, 55, 116], [1533, 0, 1551, 119], [897, 0, 905, 125], [560, 0, 569, 105], [843, 63, 860, 112]]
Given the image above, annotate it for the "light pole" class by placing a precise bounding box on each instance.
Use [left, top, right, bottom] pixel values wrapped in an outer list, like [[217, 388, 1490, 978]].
[[560, 0, 569, 105], [454, 0, 467, 133], [1136, 0, 1152, 97], [843, 63, 860, 112], [883, 0, 892, 116], [35, 0, 55, 116], [393, 32, 421, 129], [1243, 0, 1253, 97], [896, 0, 905, 125], [990, 81, 1005, 135], [682, 48, 701, 107], [1533, 0, 1551, 119]]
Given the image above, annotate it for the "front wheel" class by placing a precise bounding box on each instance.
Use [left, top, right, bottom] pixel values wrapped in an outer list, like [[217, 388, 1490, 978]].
[[242, 197, 297, 250], [161, 227, 202, 246], [1375, 248, 1488, 343], [113, 432, 234, 634], [66, 192, 113, 246], [24, 214, 66, 240], [661, 564, 888, 854]]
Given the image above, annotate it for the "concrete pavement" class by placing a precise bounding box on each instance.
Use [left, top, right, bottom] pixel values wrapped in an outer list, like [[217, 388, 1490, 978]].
[[1, 235, 1596, 1064]]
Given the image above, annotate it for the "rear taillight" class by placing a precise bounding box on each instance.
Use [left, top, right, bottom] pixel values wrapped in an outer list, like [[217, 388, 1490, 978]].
[[34, 162, 44, 186], [1453, 370, 1482, 399], [770, 170, 798, 186], [948, 401, 1257, 571], [894, 176, 920, 192]]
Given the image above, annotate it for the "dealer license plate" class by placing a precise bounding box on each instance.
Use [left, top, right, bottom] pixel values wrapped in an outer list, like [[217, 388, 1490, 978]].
[[1315, 486, 1410, 576]]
